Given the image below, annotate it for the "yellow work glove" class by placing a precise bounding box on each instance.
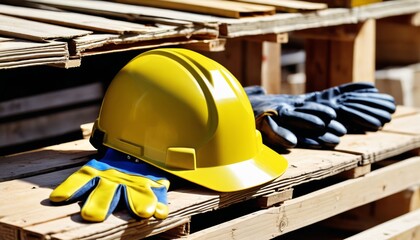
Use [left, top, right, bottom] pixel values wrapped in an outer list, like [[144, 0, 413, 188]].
[[49, 148, 170, 222]]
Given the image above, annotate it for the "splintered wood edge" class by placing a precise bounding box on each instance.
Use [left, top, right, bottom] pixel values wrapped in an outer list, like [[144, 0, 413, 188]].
[[48, 57, 81, 68], [80, 122, 95, 139]]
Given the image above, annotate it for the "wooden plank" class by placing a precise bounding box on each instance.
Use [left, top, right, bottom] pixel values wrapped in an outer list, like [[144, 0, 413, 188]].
[[232, 0, 327, 12], [335, 131, 419, 165], [0, 4, 163, 35], [186, 156, 420, 239], [115, 0, 276, 18], [344, 209, 420, 240], [0, 139, 95, 182], [28, 0, 218, 27], [0, 82, 103, 118], [78, 37, 222, 57], [0, 14, 92, 42], [0, 105, 100, 148], [382, 112, 420, 136]]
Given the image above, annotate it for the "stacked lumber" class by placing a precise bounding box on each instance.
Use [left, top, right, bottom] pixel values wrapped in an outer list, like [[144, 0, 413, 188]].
[[0, 37, 68, 69]]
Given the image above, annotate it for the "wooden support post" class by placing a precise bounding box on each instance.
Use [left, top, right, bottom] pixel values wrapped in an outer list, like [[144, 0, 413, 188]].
[[304, 19, 376, 92], [261, 41, 282, 94]]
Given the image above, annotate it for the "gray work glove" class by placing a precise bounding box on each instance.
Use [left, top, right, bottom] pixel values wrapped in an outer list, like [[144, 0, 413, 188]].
[[245, 86, 346, 150]]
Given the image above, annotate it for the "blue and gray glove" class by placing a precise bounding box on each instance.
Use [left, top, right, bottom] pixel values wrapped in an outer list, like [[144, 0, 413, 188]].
[[245, 86, 346, 149], [49, 148, 170, 222]]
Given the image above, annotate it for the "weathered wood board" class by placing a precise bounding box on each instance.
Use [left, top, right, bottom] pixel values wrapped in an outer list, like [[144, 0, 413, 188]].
[[115, 0, 276, 18]]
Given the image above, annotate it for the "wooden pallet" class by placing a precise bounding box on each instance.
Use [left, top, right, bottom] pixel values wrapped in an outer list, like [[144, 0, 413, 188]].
[[1, 106, 420, 239]]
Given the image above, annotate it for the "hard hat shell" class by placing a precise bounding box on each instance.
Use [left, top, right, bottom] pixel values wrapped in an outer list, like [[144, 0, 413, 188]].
[[90, 48, 288, 192]]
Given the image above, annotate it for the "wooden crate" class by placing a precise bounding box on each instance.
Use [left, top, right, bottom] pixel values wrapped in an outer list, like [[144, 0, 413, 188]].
[[1, 106, 420, 239]]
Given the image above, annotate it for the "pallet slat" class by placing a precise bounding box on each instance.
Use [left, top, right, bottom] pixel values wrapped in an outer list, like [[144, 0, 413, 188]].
[[115, 0, 276, 18], [187, 157, 420, 239], [0, 14, 92, 42], [0, 4, 161, 35], [232, 0, 327, 12]]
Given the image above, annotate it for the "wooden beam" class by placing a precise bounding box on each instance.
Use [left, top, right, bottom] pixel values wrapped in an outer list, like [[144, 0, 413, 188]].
[[187, 156, 420, 239], [344, 209, 420, 240], [0, 82, 103, 118], [261, 41, 282, 93], [0, 105, 100, 148]]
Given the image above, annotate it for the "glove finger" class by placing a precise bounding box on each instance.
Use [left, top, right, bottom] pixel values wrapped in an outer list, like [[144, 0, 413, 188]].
[[294, 102, 336, 123], [347, 92, 395, 103], [317, 132, 341, 148], [49, 165, 99, 203], [153, 179, 170, 219], [337, 105, 382, 131], [327, 120, 347, 137], [81, 178, 121, 222], [125, 185, 157, 219], [244, 85, 266, 96], [277, 107, 326, 132], [297, 132, 340, 149], [341, 94, 396, 113], [297, 137, 321, 149], [257, 115, 297, 148], [338, 82, 377, 93], [342, 102, 392, 125]]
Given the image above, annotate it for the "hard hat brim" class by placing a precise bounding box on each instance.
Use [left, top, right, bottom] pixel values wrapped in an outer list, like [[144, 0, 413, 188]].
[[161, 145, 288, 192]]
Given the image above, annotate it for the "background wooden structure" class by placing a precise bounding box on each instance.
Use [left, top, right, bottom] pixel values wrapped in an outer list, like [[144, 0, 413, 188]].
[[0, 0, 419, 239]]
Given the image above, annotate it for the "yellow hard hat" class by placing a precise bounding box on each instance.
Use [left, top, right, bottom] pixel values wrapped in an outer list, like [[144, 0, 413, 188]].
[[90, 48, 288, 192]]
